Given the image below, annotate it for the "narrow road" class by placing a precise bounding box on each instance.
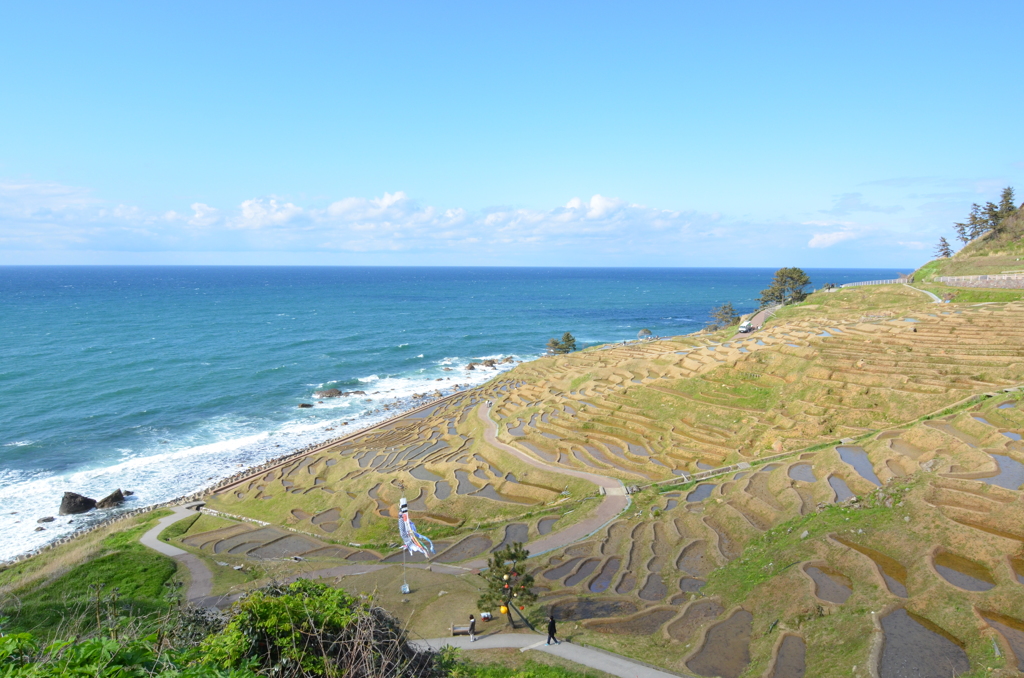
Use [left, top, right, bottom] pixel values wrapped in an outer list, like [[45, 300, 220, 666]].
[[139, 503, 218, 606], [414, 633, 690, 678]]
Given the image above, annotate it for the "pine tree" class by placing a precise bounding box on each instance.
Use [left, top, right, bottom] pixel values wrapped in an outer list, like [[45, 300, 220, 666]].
[[759, 268, 811, 306], [477, 543, 537, 627], [997, 187, 1018, 227], [934, 237, 953, 258], [706, 302, 740, 331]]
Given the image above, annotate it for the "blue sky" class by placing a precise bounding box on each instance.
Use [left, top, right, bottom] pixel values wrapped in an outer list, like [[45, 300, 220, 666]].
[[1, 1, 1022, 267]]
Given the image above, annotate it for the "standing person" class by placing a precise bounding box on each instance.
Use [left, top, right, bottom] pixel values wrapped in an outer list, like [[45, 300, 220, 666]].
[[468, 614, 476, 642], [546, 615, 559, 645]]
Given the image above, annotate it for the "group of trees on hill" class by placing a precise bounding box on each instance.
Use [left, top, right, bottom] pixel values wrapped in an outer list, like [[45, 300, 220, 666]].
[[703, 267, 812, 332], [935, 186, 1018, 257]]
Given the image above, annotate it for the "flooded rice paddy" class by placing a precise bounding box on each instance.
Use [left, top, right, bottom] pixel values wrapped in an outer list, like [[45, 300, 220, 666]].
[[686, 609, 753, 678], [788, 463, 817, 483], [878, 609, 969, 678], [834, 535, 908, 597], [837, 446, 882, 486], [804, 565, 852, 603], [768, 635, 806, 678], [828, 475, 855, 502], [932, 550, 995, 592]]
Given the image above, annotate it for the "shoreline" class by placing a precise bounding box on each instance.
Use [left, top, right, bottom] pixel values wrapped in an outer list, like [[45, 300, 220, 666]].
[[2, 333, 701, 567], [0, 382, 481, 567]]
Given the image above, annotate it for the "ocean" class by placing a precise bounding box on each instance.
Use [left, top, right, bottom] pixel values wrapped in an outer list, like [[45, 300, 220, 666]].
[[0, 266, 900, 560]]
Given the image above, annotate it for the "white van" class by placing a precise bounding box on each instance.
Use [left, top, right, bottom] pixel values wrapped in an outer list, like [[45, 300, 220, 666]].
[[738, 321, 753, 333]]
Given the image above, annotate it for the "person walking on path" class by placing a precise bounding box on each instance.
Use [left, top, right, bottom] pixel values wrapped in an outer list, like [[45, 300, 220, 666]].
[[469, 614, 476, 642], [546, 615, 559, 645]]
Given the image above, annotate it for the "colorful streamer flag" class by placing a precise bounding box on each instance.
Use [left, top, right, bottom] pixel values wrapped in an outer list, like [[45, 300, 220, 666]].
[[398, 497, 434, 556]]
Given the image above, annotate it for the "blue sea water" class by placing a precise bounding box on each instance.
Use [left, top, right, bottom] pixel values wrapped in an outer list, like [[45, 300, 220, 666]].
[[0, 266, 899, 559]]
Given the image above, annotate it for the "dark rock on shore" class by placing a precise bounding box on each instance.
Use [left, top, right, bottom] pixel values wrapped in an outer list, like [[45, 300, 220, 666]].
[[124, 490, 134, 496], [97, 489, 125, 509], [315, 388, 342, 397], [298, 403, 314, 408], [37, 516, 54, 523], [59, 492, 96, 515]]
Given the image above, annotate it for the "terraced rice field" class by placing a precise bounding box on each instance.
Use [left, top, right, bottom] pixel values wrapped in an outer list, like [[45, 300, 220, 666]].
[[183, 291, 1024, 676]]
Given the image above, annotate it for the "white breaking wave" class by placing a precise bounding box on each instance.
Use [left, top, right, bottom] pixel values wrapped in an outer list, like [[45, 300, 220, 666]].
[[0, 352, 533, 562]]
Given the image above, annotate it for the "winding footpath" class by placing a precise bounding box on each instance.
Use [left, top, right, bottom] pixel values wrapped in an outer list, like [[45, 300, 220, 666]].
[[414, 634, 689, 678], [139, 503, 225, 606], [138, 405, 673, 676], [463, 403, 630, 567]]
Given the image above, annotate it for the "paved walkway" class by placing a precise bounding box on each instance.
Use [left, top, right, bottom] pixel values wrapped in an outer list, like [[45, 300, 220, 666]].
[[414, 633, 690, 678], [139, 503, 219, 606]]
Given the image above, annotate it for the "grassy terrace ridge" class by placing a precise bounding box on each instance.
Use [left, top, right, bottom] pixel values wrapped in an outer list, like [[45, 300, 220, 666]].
[[5, 282, 1024, 677], [910, 207, 1024, 302]]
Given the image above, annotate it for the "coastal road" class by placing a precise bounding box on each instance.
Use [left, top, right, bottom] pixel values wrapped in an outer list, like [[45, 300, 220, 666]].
[[413, 633, 691, 678]]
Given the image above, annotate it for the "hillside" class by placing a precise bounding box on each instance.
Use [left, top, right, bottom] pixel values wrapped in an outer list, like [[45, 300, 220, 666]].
[[5, 283, 1024, 677], [917, 208, 1024, 282]]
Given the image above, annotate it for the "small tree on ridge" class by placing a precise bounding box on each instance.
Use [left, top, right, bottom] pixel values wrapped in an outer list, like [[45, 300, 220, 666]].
[[546, 332, 577, 354], [934, 237, 953, 258]]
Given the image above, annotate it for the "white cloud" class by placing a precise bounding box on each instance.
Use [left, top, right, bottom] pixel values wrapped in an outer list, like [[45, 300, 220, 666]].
[[821, 192, 903, 216], [0, 179, 930, 266], [808, 230, 861, 248], [231, 198, 303, 229], [188, 203, 220, 227], [897, 241, 928, 250]]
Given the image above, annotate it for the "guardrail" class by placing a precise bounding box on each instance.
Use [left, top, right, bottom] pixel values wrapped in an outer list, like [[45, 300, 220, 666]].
[[936, 274, 1024, 283], [841, 279, 905, 288]]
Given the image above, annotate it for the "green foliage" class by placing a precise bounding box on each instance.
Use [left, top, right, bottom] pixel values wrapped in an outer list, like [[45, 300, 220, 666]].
[[546, 333, 577, 355], [450, 659, 605, 678], [201, 580, 444, 678], [705, 302, 740, 331], [934, 236, 953, 258], [0, 632, 257, 677], [477, 543, 537, 626], [3, 534, 178, 635], [759, 267, 811, 306], [201, 580, 358, 675]]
